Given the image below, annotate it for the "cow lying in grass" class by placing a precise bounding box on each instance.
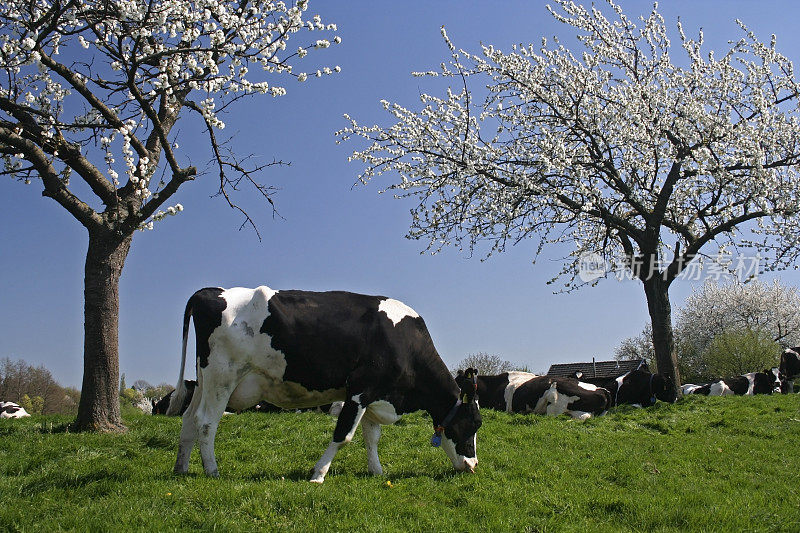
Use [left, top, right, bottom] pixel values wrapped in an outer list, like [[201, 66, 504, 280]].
[[476, 372, 611, 419], [168, 287, 482, 483], [584, 369, 677, 407], [0, 401, 30, 419], [682, 368, 782, 396]]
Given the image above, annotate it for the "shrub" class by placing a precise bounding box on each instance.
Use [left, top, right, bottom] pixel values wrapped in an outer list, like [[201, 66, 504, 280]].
[[18, 394, 44, 415], [703, 329, 780, 378]]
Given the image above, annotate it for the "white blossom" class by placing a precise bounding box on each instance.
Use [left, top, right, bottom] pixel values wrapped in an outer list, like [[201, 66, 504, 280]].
[[678, 279, 800, 353]]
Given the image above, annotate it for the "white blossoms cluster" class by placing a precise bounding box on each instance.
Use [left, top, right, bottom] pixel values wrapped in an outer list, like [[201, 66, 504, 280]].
[[138, 203, 184, 231], [678, 278, 800, 354], [339, 0, 800, 275]]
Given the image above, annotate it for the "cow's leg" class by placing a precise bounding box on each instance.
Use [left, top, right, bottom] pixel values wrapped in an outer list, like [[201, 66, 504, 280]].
[[545, 401, 567, 417], [173, 395, 200, 474], [534, 382, 558, 415], [546, 392, 580, 417], [361, 417, 383, 475], [192, 373, 237, 477], [310, 398, 366, 483]]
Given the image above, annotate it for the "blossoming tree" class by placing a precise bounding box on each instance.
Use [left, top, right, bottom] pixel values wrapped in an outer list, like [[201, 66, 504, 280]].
[[1, 0, 340, 430], [338, 1, 800, 392], [678, 279, 800, 351]]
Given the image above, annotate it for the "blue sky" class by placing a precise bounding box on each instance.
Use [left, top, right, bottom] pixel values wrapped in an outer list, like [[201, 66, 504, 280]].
[[3, 0, 800, 388]]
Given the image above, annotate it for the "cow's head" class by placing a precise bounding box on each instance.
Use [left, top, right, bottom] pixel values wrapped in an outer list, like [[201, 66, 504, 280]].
[[439, 368, 482, 473], [651, 373, 678, 404]]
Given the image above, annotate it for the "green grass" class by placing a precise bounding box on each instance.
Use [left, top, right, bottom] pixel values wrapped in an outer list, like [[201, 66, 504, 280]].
[[1, 395, 799, 532]]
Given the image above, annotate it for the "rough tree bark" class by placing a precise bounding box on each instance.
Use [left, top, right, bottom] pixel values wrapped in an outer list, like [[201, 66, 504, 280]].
[[643, 274, 681, 392], [75, 228, 133, 432]]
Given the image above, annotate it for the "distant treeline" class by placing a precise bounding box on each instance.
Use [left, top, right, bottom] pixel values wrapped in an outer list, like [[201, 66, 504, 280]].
[[0, 358, 80, 415]]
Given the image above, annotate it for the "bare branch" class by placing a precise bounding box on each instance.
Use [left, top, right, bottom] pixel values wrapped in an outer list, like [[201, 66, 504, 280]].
[[0, 125, 102, 229]]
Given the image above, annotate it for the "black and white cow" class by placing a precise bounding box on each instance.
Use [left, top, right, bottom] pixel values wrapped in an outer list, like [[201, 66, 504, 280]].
[[475, 371, 538, 411], [0, 401, 30, 419], [681, 383, 711, 396], [477, 372, 611, 419], [168, 287, 482, 483], [779, 348, 800, 393], [152, 381, 197, 415], [585, 369, 677, 407], [682, 368, 782, 396]]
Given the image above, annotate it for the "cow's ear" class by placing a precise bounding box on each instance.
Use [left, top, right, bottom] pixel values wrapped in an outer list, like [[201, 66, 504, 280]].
[[460, 368, 478, 403]]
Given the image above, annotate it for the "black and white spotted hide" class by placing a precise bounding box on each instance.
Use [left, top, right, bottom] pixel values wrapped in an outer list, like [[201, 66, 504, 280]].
[[169, 287, 482, 483]]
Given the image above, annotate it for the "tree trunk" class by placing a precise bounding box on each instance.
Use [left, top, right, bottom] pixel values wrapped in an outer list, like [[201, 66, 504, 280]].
[[74, 228, 133, 432], [642, 275, 682, 393]]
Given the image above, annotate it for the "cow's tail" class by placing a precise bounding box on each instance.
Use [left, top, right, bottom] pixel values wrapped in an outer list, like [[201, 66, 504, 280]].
[[165, 297, 193, 416]]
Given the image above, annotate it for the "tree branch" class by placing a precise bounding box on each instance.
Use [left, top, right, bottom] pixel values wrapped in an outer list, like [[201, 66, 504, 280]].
[[0, 125, 102, 229]]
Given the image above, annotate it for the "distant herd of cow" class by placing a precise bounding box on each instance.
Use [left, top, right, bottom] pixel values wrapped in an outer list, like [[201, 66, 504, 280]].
[[149, 345, 799, 421], [149, 366, 674, 420], [3, 286, 800, 482]]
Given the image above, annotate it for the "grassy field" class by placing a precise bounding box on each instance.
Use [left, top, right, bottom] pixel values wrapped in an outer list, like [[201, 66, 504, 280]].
[[1, 395, 799, 532]]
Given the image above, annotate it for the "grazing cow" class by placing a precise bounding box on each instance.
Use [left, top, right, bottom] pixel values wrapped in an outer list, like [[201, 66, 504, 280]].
[[585, 369, 677, 406], [477, 373, 610, 419], [168, 287, 482, 483], [0, 401, 30, 419], [152, 380, 197, 415], [779, 348, 800, 393], [684, 369, 782, 396]]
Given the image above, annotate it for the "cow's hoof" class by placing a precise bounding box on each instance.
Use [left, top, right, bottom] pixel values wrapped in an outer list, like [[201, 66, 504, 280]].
[[309, 475, 325, 484], [206, 470, 220, 478]]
